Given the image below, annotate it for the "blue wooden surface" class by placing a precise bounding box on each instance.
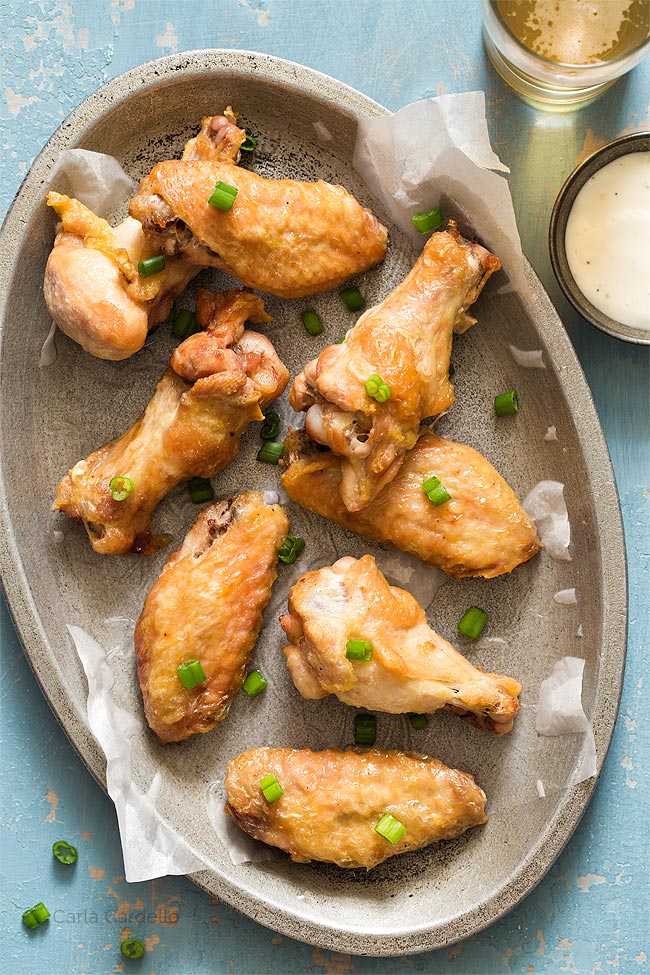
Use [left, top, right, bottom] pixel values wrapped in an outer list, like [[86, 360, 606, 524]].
[[1, 2, 648, 973]]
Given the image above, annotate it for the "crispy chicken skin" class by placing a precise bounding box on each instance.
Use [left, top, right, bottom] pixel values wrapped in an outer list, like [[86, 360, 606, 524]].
[[289, 223, 500, 510], [53, 289, 289, 555], [135, 492, 289, 743], [281, 429, 541, 579], [225, 747, 487, 869], [43, 112, 242, 360], [281, 555, 521, 734], [129, 113, 388, 299]]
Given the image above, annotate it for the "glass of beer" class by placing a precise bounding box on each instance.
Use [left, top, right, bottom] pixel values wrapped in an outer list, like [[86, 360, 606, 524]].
[[481, 0, 650, 109]]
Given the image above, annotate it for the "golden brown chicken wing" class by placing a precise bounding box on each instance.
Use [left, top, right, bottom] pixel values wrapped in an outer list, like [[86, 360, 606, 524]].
[[289, 223, 500, 510], [54, 289, 289, 555], [281, 429, 541, 578], [135, 492, 289, 743], [225, 747, 487, 869], [129, 113, 388, 299], [281, 555, 521, 734], [44, 112, 243, 360]]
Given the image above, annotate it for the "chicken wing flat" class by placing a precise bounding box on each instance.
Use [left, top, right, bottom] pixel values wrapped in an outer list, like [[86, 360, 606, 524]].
[[289, 223, 500, 510], [281, 555, 520, 734], [129, 113, 388, 299], [225, 747, 487, 869], [281, 429, 541, 578], [135, 492, 289, 743], [44, 112, 242, 360], [54, 289, 289, 555]]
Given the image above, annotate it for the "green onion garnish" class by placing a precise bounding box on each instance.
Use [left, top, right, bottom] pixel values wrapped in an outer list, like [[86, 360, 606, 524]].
[[138, 254, 165, 278], [243, 670, 267, 697], [260, 773, 284, 802], [109, 476, 134, 502], [340, 286, 365, 311], [408, 713, 428, 730], [302, 309, 323, 336], [120, 939, 145, 959], [208, 181, 238, 211], [449, 361, 455, 378], [52, 840, 78, 864], [335, 334, 346, 344], [354, 713, 376, 745], [172, 308, 200, 339], [177, 659, 207, 689], [240, 133, 256, 153], [412, 208, 443, 234], [364, 374, 391, 403], [278, 535, 305, 565], [422, 475, 451, 507], [22, 903, 50, 929], [164, 302, 178, 325], [374, 813, 407, 844], [187, 477, 213, 504], [494, 390, 519, 416], [346, 638, 373, 661], [260, 411, 281, 441], [257, 441, 285, 465], [458, 606, 488, 640]]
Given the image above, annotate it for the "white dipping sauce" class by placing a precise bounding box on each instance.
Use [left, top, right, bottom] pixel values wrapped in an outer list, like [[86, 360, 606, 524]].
[[565, 151, 650, 330]]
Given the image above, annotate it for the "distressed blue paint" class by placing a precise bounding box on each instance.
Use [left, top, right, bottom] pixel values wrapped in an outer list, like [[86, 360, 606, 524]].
[[1, 1, 648, 972]]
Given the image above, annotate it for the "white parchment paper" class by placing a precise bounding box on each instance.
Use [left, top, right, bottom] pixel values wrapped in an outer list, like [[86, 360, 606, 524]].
[[353, 92, 532, 302], [536, 657, 597, 784]]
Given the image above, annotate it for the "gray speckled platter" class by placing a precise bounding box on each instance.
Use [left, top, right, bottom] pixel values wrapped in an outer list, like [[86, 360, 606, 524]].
[[0, 51, 627, 956]]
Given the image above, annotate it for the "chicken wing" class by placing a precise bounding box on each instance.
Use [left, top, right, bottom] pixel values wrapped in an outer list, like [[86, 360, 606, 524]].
[[135, 492, 289, 743], [289, 223, 500, 510], [44, 111, 243, 360], [54, 289, 289, 555], [129, 114, 388, 299], [281, 555, 521, 734], [225, 747, 487, 869], [281, 429, 541, 578]]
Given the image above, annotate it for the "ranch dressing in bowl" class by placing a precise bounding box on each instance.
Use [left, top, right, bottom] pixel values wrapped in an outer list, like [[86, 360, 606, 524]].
[[564, 151, 650, 330]]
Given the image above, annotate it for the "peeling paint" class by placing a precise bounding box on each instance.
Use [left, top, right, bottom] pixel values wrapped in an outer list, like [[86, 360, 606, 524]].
[[577, 872, 607, 892], [88, 864, 106, 880], [145, 934, 160, 952], [536, 930, 546, 955], [44, 788, 58, 821], [5, 87, 41, 116], [621, 754, 637, 788], [311, 948, 355, 975], [155, 21, 179, 52]]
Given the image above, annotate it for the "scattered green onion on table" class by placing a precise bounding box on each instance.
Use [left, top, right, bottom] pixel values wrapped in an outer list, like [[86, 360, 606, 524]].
[[22, 902, 50, 929], [172, 308, 200, 339], [408, 713, 428, 730], [354, 713, 377, 745], [260, 411, 281, 441], [412, 208, 443, 234], [278, 535, 305, 564], [52, 840, 78, 864], [243, 670, 268, 697], [494, 390, 519, 416], [120, 938, 145, 959], [187, 477, 213, 504], [458, 606, 488, 640], [240, 133, 256, 153], [302, 309, 323, 336], [257, 441, 285, 465], [340, 286, 365, 311]]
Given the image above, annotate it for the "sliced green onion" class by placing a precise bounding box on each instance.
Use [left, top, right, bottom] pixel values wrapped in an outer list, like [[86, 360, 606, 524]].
[[335, 334, 346, 344], [208, 180, 238, 211], [260, 411, 281, 441], [449, 361, 455, 378], [120, 938, 145, 959], [302, 309, 323, 336], [374, 812, 407, 844], [172, 308, 200, 339], [177, 659, 207, 689], [240, 133, 257, 153], [138, 254, 165, 278], [354, 713, 376, 745], [494, 390, 519, 416], [22, 903, 50, 929], [257, 441, 285, 465], [164, 302, 178, 325], [109, 476, 134, 502], [408, 713, 428, 730], [187, 477, 213, 504], [243, 670, 267, 697], [346, 638, 373, 661], [278, 535, 305, 565], [412, 208, 443, 234], [340, 286, 365, 311], [260, 773, 284, 802], [364, 374, 391, 403], [458, 606, 488, 640], [52, 840, 78, 864], [422, 475, 451, 506]]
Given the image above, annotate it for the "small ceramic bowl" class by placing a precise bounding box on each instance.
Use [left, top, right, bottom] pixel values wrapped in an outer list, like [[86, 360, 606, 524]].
[[549, 132, 650, 345]]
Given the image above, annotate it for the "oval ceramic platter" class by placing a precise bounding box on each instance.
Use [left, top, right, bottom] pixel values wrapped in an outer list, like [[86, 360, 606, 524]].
[[0, 51, 627, 955]]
